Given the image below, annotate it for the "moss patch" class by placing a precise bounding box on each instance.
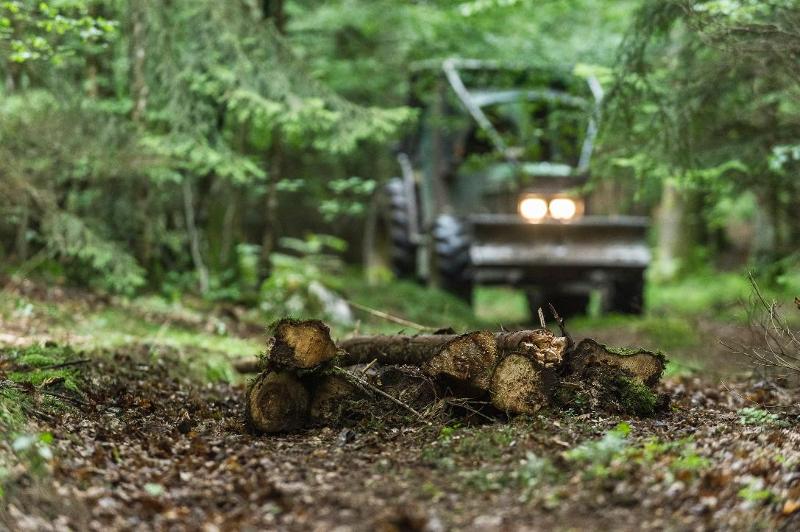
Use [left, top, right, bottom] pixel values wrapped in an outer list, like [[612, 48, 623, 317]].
[[0, 343, 86, 432], [553, 364, 663, 417], [617, 376, 659, 417]]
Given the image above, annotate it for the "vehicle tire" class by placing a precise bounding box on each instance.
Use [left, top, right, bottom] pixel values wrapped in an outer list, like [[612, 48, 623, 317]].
[[363, 178, 417, 279], [526, 290, 590, 321], [611, 270, 646, 314], [433, 214, 473, 302]]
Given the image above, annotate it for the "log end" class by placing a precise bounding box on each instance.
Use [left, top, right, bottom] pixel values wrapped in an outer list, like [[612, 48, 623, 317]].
[[245, 371, 310, 434], [565, 339, 666, 386], [422, 331, 498, 394], [269, 319, 338, 370], [490, 353, 554, 415]]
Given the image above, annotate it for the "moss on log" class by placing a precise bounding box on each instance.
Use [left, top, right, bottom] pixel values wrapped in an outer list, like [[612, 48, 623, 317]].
[[245, 371, 310, 433]]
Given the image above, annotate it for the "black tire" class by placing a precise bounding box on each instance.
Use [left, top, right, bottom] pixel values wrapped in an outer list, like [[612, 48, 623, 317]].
[[526, 290, 590, 321], [611, 270, 646, 314], [364, 178, 417, 279], [433, 214, 473, 302]]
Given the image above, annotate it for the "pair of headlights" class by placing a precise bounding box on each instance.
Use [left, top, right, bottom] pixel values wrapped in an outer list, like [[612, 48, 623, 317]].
[[518, 196, 581, 221]]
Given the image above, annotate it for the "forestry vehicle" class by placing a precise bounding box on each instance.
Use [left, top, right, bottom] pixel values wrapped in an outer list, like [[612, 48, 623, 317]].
[[365, 59, 650, 316]]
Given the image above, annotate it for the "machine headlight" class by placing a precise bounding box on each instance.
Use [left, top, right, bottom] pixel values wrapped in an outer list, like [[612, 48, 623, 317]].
[[549, 198, 578, 220], [518, 196, 548, 221]]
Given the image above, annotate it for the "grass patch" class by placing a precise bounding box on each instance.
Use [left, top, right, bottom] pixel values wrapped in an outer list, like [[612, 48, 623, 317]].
[[335, 270, 484, 335], [647, 272, 752, 319], [564, 423, 710, 481], [424, 424, 517, 466], [737, 407, 788, 428], [473, 287, 530, 325]]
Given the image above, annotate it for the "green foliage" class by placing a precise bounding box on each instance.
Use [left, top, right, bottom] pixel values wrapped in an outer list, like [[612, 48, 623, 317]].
[[0, 1, 116, 64], [0, 344, 85, 432], [565, 425, 710, 481], [259, 234, 349, 321], [319, 177, 376, 221], [43, 212, 145, 295], [738, 480, 774, 504], [0, 0, 418, 296], [738, 407, 788, 428], [512, 452, 559, 500], [606, 0, 800, 258], [564, 422, 631, 469], [9, 432, 53, 473]]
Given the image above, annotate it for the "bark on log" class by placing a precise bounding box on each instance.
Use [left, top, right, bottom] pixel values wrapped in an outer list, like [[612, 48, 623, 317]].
[[564, 339, 666, 386], [245, 371, 310, 433], [339, 329, 567, 368], [490, 354, 555, 415], [267, 319, 338, 370]]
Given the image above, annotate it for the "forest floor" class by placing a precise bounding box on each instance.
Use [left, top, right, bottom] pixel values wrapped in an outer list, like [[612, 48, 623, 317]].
[[1, 276, 800, 531]]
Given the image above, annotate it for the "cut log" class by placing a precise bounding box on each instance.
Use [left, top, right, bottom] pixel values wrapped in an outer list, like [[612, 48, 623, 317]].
[[339, 334, 455, 366], [309, 374, 358, 423], [268, 319, 338, 370], [422, 331, 498, 394], [564, 339, 666, 386], [490, 354, 555, 415], [245, 371, 310, 433], [339, 329, 567, 368]]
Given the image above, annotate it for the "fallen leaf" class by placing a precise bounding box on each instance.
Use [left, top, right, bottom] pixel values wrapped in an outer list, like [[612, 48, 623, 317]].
[[783, 500, 800, 516]]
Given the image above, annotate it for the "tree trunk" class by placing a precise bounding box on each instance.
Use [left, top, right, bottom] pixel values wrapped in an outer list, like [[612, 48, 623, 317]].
[[244, 321, 668, 433], [15, 204, 30, 261], [260, 140, 281, 266], [653, 179, 687, 280], [183, 179, 210, 294], [130, 0, 148, 124], [259, 0, 286, 269]]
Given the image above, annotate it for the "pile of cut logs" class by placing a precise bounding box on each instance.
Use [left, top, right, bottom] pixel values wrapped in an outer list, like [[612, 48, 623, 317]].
[[242, 319, 666, 434]]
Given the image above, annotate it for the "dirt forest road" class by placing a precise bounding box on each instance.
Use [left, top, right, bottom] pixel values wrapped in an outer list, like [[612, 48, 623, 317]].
[[1, 341, 799, 531], [1, 283, 799, 531]]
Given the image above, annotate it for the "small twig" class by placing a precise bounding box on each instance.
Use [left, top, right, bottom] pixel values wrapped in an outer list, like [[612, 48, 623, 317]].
[[347, 300, 436, 332], [537, 307, 546, 329], [360, 358, 378, 377], [548, 303, 573, 347], [332, 366, 430, 423]]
